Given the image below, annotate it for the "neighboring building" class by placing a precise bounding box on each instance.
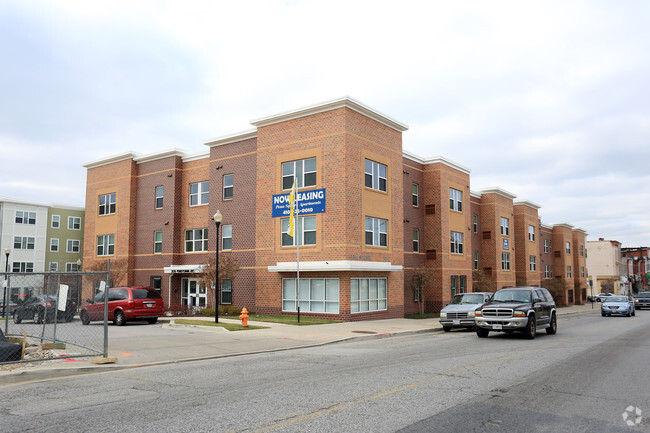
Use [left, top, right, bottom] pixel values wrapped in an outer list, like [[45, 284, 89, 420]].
[[0, 196, 84, 275], [587, 238, 626, 295], [621, 247, 649, 293], [82, 97, 589, 320]]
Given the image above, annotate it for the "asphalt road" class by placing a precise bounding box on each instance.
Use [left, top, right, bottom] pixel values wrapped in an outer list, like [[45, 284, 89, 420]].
[[1, 311, 649, 432]]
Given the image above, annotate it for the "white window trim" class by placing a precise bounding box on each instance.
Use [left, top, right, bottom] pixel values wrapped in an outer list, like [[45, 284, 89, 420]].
[[450, 231, 464, 254], [282, 216, 317, 247], [365, 216, 388, 247], [350, 277, 387, 313], [66, 239, 80, 253], [449, 188, 463, 212], [51, 215, 60, 228], [222, 224, 233, 250], [185, 228, 209, 252], [68, 216, 82, 230], [189, 181, 209, 207]]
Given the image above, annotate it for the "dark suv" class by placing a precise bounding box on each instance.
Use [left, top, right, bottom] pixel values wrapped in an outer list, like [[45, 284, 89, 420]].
[[80, 287, 164, 326], [474, 286, 556, 339]]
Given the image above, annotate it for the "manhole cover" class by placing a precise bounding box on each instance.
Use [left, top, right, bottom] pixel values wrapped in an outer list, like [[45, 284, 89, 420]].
[[352, 331, 377, 334]]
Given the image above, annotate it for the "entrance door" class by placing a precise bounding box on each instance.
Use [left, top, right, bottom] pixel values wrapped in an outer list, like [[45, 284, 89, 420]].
[[181, 278, 207, 309]]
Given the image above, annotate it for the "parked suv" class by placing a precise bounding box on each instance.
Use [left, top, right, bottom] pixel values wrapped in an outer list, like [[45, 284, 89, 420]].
[[80, 287, 164, 326], [439, 292, 492, 332], [474, 286, 556, 339]]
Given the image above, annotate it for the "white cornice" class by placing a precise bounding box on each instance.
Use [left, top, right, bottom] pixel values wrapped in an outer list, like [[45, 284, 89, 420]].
[[250, 96, 409, 132], [268, 260, 403, 272], [573, 227, 588, 235], [204, 129, 258, 148], [0, 196, 84, 211], [403, 150, 471, 175], [83, 152, 140, 169], [470, 191, 482, 199], [134, 148, 189, 164], [514, 200, 541, 210], [553, 223, 574, 230], [182, 151, 210, 163], [477, 187, 517, 200]]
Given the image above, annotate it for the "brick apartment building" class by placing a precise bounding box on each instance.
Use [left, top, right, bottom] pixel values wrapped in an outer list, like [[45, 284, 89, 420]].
[[82, 97, 588, 321]]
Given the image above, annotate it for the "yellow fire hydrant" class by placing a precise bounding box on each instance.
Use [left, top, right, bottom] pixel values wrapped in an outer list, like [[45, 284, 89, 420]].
[[239, 307, 249, 327]]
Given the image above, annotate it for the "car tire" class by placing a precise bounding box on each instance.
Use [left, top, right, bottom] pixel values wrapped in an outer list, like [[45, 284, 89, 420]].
[[632, 309, 635, 316], [147, 318, 158, 324], [476, 327, 489, 338], [114, 310, 126, 326], [80, 310, 90, 325], [524, 315, 536, 339], [601, 312, 606, 317], [65, 312, 74, 322], [33, 311, 41, 324], [442, 326, 451, 332], [546, 313, 557, 335], [13, 311, 21, 324]]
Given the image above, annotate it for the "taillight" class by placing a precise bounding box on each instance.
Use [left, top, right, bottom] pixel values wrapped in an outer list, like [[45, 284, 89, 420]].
[[43, 302, 52, 307], [128, 300, 135, 307]]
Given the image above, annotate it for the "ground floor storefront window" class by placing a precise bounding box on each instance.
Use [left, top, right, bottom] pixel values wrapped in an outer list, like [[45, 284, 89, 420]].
[[351, 278, 387, 313], [282, 278, 339, 313]]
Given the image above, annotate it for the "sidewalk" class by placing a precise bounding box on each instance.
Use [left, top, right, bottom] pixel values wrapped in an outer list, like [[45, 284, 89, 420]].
[[0, 303, 597, 385]]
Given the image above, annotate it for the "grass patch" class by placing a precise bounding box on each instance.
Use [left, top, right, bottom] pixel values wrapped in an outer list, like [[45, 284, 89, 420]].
[[174, 319, 267, 331], [249, 314, 340, 326], [404, 312, 440, 319]]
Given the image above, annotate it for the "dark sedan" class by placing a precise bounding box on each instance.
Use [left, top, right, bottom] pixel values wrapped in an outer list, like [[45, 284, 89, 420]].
[[0, 298, 18, 317], [13, 295, 76, 324], [635, 292, 650, 309]]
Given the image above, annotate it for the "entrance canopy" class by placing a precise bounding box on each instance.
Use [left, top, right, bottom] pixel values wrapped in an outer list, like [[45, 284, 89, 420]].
[[268, 260, 402, 272], [163, 264, 206, 274]]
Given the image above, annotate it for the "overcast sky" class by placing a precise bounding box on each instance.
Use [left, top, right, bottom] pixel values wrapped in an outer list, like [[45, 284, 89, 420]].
[[2, 1, 649, 246]]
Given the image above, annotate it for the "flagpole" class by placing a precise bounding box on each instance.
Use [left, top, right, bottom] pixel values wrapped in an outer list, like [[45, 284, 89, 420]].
[[295, 176, 300, 323]]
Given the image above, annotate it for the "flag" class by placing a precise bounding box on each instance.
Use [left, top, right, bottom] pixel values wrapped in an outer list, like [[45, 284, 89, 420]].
[[287, 179, 296, 237]]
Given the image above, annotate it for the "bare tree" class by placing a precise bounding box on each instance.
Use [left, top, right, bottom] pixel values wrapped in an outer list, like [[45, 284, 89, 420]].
[[413, 266, 436, 315], [472, 270, 496, 293], [84, 258, 129, 287], [196, 255, 240, 293]]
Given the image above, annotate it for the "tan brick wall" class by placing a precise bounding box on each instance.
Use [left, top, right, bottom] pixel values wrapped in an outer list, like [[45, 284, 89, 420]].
[[514, 204, 541, 286]]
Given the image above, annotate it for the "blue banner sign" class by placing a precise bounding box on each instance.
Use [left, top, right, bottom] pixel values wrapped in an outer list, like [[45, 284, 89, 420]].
[[272, 188, 326, 217]]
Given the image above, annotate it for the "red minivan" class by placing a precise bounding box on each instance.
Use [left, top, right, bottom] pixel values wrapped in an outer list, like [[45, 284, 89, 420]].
[[80, 287, 164, 326]]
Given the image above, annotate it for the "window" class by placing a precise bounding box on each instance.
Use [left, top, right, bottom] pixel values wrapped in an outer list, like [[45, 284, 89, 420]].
[[449, 188, 463, 212], [222, 225, 232, 250], [566, 241, 571, 254], [364, 159, 387, 192], [473, 214, 478, 233], [567, 266, 572, 278], [474, 251, 479, 270], [581, 266, 585, 278], [15, 211, 36, 225], [351, 278, 386, 313], [189, 181, 209, 206], [50, 238, 59, 252], [154, 231, 163, 254], [580, 245, 584, 257], [450, 231, 464, 254], [544, 239, 550, 253], [412, 183, 419, 207], [451, 275, 467, 297], [221, 278, 232, 304], [12, 262, 34, 272], [66, 262, 80, 272], [413, 229, 420, 253], [283, 157, 317, 190], [223, 174, 234, 200], [68, 216, 81, 230], [155, 186, 164, 209], [502, 252, 510, 270], [151, 276, 162, 290], [49, 262, 59, 272], [545, 265, 552, 279], [528, 225, 535, 241], [185, 228, 208, 252], [365, 217, 387, 247], [14, 236, 35, 250], [282, 216, 316, 247], [283, 278, 340, 313], [500, 217, 509, 236], [97, 234, 115, 256], [51, 215, 60, 228], [98, 193, 116, 215], [66, 239, 80, 253], [530, 255, 536, 271]]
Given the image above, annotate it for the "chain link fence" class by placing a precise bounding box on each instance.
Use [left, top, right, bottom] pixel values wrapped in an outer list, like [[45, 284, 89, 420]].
[[1, 269, 110, 365]]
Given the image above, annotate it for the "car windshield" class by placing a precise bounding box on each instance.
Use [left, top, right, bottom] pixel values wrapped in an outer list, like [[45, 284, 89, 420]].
[[608, 296, 628, 302], [449, 294, 485, 305], [492, 290, 532, 303], [637, 292, 650, 298]]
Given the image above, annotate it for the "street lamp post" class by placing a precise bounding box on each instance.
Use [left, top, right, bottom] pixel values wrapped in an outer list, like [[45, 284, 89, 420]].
[[3, 248, 10, 318], [213, 210, 222, 324]]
